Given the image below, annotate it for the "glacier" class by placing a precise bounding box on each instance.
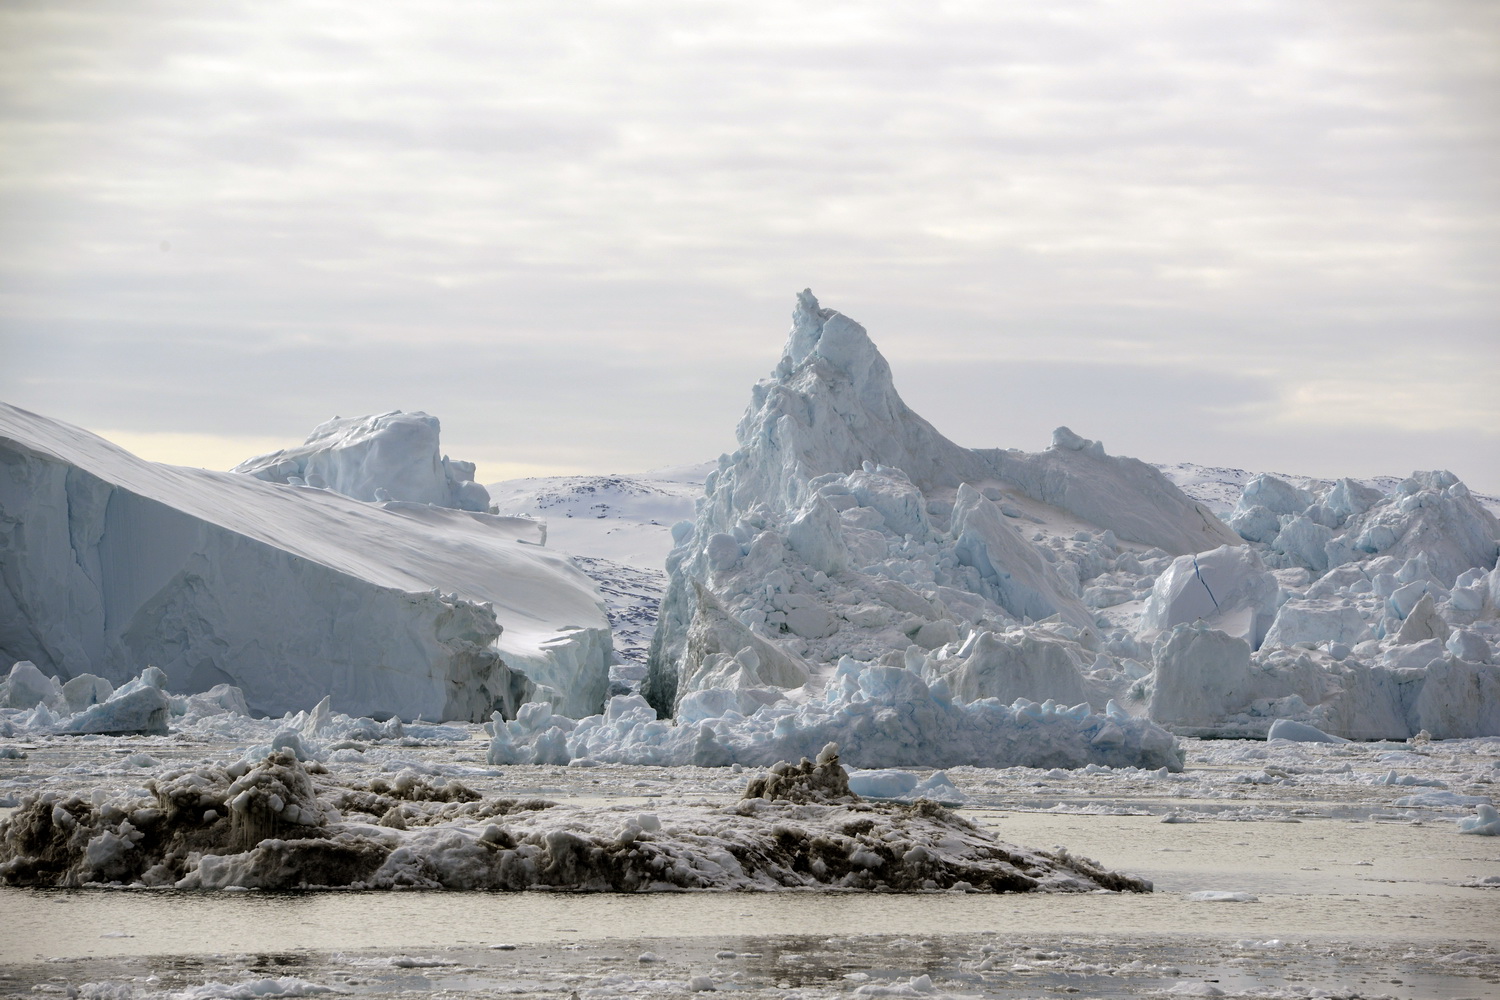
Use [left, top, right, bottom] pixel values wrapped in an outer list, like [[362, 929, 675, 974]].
[[0, 403, 611, 722]]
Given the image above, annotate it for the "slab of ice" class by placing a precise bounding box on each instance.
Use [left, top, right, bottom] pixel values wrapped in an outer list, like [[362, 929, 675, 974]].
[[1186, 891, 1258, 903], [493, 659, 1183, 772], [0, 403, 610, 721], [0, 661, 64, 711], [1457, 804, 1500, 835], [1141, 544, 1278, 648], [986, 428, 1242, 555]]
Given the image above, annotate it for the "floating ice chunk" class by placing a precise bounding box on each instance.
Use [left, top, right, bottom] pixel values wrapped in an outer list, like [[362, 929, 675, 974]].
[[1186, 890, 1258, 902], [61, 685, 170, 736], [1458, 805, 1500, 835], [847, 769, 921, 799], [854, 974, 937, 996], [1267, 719, 1349, 744], [1, 662, 64, 711], [170, 978, 334, 999], [844, 764, 969, 804], [1393, 790, 1492, 808], [909, 771, 969, 805]]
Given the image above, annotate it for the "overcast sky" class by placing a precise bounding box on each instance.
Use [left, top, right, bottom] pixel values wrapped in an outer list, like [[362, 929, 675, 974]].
[[3, 0, 1497, 492]]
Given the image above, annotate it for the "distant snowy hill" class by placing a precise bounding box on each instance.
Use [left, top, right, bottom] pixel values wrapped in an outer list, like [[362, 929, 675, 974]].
[[487, 467, 705, 571], [0, 403, 611, 721], [487, 467, 706, 676]]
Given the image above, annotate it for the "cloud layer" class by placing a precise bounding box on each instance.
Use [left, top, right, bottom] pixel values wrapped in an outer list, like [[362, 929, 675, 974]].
[[2, 1, 1496, 488]]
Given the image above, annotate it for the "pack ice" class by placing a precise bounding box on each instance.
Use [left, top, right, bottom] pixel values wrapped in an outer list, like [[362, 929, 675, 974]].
[[0, 403, 610, 722]]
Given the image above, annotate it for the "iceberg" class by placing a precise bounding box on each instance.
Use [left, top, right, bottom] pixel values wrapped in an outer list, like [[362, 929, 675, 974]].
[[645, 290, 1228, 758], [232, 410, 491, 511], [0, 403, 611, 721]]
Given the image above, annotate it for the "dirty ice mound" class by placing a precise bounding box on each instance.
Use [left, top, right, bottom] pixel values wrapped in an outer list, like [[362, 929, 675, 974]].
[[0, 403, 611, 721], [640, 289, 1228, 766], [0, 744, 1150, 893], [233, 410, 491, 511]]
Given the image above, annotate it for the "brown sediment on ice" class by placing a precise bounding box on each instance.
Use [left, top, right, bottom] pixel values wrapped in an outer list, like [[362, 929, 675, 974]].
[[0, 746, 1150, 893]]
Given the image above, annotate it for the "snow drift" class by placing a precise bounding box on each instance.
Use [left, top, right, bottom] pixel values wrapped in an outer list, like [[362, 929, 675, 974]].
[[0, 403, 610, 721]]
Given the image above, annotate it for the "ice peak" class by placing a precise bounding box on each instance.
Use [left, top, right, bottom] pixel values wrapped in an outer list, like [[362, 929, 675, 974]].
[[1050, 426, 1106, 458], [779, 288, 882, 388]]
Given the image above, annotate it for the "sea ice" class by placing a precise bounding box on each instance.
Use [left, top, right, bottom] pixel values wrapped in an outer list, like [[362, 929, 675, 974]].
[[1456, 804, 1499, 835]]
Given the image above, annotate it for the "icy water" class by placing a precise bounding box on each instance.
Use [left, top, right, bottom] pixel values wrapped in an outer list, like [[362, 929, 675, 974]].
[[2, 735, 1498, 997], [3, 813, 1494, 958]]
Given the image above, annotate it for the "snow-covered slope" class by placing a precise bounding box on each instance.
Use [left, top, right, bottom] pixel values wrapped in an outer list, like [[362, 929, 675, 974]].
[[0, 403, 611, 721], [233, 410, 491, 511]]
